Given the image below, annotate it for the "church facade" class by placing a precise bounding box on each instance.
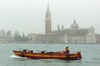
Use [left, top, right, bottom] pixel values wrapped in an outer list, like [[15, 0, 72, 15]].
[[28, 3, 99, 44]]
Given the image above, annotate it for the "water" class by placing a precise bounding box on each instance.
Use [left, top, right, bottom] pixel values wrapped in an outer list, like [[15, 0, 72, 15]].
[[0, 44, 100, 66]]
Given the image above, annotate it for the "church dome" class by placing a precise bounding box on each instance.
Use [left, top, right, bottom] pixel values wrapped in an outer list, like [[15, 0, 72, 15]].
[[71, 20, 79, 29]]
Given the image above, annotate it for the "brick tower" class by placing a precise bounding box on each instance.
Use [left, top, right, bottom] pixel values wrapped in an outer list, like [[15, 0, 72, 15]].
[[45, 3, 51, 35]]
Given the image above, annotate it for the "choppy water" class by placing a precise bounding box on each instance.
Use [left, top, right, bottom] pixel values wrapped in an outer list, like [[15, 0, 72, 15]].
[[0, 44, 100, 66]]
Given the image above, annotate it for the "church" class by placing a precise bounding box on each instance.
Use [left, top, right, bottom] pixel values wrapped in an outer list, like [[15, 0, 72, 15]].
[[28, 3, 100, 44]]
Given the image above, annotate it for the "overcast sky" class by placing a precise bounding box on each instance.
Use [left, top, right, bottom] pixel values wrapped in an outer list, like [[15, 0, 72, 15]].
[[0, 0, 100, 35]]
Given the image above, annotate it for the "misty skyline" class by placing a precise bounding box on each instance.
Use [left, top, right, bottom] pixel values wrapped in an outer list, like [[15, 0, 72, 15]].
[[0, 0, 100, 35]]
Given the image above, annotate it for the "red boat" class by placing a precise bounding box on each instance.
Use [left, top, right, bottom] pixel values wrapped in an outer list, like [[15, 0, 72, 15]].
[[13, 49, 82, 60]]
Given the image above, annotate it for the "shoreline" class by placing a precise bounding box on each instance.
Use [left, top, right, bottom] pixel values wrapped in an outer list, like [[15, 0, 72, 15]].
[[0, 43, 100, 44]]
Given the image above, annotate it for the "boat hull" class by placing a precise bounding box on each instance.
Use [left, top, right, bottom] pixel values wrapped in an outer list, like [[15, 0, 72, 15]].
[[13, 51, 82, 60]]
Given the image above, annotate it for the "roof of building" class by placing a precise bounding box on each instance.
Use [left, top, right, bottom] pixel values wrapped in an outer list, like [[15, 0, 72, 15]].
[[57, 28, 89, 36], [70, 20, 79, 29]]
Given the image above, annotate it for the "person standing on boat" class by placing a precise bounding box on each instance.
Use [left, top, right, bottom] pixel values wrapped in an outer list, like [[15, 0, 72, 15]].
[[65, 47, 70, 54]]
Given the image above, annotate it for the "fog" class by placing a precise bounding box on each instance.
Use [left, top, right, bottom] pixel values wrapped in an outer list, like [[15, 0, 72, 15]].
[[0, 0, 100, 35]]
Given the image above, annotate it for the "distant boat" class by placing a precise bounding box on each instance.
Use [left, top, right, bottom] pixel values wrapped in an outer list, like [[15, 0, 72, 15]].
[[13, 49, 82, 60]]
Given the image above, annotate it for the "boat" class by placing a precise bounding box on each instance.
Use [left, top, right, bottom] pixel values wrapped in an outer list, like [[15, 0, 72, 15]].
[[13, 49, 82, 60]]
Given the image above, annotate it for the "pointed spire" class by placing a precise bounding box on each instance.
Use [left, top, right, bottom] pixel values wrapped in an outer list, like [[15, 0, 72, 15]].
[[58, 24, 60, 30], [47, 2, 50, 12]]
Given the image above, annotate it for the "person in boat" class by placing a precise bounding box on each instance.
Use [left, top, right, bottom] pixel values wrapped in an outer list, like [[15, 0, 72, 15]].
[[65, 47, 70, 54]]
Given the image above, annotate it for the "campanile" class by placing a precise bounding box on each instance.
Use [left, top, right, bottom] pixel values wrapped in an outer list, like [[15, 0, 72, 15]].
[[45, 3, 51, 35]]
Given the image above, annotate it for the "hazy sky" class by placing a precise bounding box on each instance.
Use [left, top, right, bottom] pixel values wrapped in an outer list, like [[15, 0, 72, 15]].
[[0, 0, 100, 35]]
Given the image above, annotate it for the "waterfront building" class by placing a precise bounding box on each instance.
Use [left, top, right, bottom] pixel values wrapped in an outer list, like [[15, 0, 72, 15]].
[[27, 3, 99, 44], [0, 29, 6, 37], [6, 31, 12, 37], [27, 33, 37, 43], [0, 30, 14, 43], [14, 31, 20, 37]]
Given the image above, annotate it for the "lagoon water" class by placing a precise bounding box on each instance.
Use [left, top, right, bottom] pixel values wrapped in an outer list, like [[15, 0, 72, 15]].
[[0, 44, 100, 66]]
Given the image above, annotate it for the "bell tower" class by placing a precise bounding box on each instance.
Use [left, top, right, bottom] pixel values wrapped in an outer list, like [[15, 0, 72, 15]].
[[45, 3, 51, 35]]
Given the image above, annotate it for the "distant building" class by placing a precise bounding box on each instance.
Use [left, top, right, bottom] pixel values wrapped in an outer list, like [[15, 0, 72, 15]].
[[6, 31, 12, 37], [0, 30, 14, 43], [0, 29, 6, 37], [13, 31, 22, 42], [27, 33, 37, 43], [96, 34, 100, 43], [14, 31, 20, 37], [27, 3, 100, 44], [35, 34, 63, 43]]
